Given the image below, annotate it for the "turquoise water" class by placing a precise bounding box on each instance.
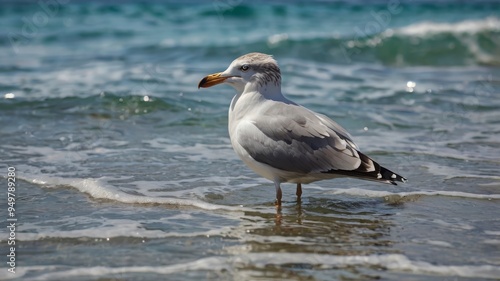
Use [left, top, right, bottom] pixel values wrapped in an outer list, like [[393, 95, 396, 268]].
[[1, 1, 500, 280]]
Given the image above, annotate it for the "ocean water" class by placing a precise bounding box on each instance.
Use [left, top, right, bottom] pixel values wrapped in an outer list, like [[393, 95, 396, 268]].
[[1, 0, 500, 280]]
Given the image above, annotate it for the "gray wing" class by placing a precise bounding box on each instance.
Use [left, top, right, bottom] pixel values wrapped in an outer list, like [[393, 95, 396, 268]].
[[235, 103, 370, 174]]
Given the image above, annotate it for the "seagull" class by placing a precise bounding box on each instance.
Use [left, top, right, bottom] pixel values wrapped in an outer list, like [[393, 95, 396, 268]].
[[198, 52, 406, 206]]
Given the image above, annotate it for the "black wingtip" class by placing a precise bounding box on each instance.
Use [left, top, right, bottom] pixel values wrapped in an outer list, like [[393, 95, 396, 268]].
[[380, 166, 407, 184], [322, 158, 407, 186], [321, 150, 407, 185]]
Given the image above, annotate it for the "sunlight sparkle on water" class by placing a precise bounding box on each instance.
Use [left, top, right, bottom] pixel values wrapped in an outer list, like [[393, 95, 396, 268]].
[[406, 81, 416, 92]]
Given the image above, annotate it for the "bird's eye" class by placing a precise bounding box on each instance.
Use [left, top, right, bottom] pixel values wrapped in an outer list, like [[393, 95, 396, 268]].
[[240, 64, 249, 71]]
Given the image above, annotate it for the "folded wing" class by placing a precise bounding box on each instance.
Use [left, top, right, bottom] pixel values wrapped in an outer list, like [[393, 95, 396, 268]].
[[235, 102, 406, 184]]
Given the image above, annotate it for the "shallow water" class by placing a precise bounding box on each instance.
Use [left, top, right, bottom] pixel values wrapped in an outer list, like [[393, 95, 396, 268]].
[[1, 1, 500, 280]]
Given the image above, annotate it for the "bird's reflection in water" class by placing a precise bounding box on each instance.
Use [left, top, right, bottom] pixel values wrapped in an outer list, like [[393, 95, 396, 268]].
[[235, 195, 398, 256], [224, 196, 399, 280], [274, 199, 302, 226]]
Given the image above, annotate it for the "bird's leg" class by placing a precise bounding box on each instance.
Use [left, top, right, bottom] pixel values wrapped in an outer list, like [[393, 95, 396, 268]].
[[274, 182, 282, 206], [296, 183, 302, 199]]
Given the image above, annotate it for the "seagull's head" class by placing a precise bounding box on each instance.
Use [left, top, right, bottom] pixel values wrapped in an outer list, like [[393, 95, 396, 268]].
[[198, 52, 281, 94]]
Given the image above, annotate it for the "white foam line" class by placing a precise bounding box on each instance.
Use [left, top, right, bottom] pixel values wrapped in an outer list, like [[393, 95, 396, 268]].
[[17, 224, 235, 241], [21, 254, 500, 280], [411, 239, 453, 248], [396, 16, 500, 36], [327, 188, 500, 200], [22, 174, 255, 213]]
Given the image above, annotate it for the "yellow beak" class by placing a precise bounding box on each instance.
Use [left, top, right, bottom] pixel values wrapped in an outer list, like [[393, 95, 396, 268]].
[[198, 72, 227, 88]]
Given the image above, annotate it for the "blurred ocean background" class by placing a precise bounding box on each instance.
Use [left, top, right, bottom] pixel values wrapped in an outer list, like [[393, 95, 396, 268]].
[[1, 0, 500, 280]]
